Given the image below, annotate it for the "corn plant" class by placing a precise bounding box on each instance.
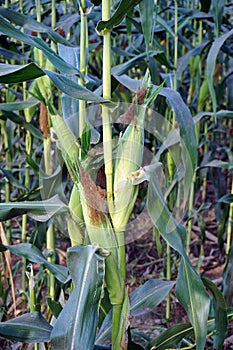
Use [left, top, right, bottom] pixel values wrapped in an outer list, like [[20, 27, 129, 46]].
[[0, 1, 232, 349]]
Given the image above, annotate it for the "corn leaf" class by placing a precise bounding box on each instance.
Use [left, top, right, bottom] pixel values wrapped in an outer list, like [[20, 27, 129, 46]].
[[139, 0, 154, 52], [202, 278, 228, 350], [0, 243, 69, 284], [113, 74, 197, 207], [0, 63, 45, 83], [96, 279, 175, 346], [51, 245, 107, 350], [0, 110, 42, 139], [0, 7, 71, 46], [131, 164, 210, 349], [0, 16, 79, 75], [206, 28, 233, 114], [96, 0, 143, 34], [130, 279, 175, 317], [0, 312, 52, 343], [112, 51, 167, 76], [0, 97, 39, 111], [175, 258, 210, 350], [0, 194, 68, 221], [145, 323, 195, 350]]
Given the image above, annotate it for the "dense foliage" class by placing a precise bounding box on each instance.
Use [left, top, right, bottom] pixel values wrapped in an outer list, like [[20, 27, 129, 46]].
[[0, 0, 233, 349]]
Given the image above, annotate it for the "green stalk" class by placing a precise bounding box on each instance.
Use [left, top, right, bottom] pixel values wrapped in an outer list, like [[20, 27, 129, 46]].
[[20, 0, 31, 299], [1, 121, 11, 243], [187, 0, 203, 255], [102, 0, 114, 213], [44, 136, 56, 300], [102, 1, 125, 348], [35, 0, 56, 301], [27, 264, 39, 350], [79, 0, 88, 138], [226, 179, 233, 256], [166, 0, 178, 321]]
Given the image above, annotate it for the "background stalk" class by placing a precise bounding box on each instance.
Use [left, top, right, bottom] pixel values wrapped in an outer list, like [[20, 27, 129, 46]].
[[166, 0, 179, 322], [27, 264, 38, 350]]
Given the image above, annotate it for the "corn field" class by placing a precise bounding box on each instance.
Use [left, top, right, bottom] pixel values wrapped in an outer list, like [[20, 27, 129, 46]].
[[0, 0, 233, 349]]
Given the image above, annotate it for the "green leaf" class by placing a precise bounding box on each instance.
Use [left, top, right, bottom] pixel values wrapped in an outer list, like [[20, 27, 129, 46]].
[[1, 243, 69, 284], [51, 245, 107, 350], [0, 312, 52, 343], [96, 279, 174, 346], [0, 110, 43, 139], [197, 159, 233, 170], [130, 279, 175, 316], [0, 97, 39, 111], [96, 0, 143, 34], [0, 168, 27, 191], [211, 0, 225, 36], [0, 63, 107, 103], [207, 28, 233, 113], [139, 0, 154, 52], [113, 73, 197, 176], [131, 163, 186, 256], [217, 193, 233, 204], [45, 70, 107, 102], [47, 297, 63, 319], [0, 63, 45, 83], [0, 16, 80, 75], [0, 195, 69, 221], [202, 278, 228, 350], [0, 7, 71, 47], [145, 323, 194, 350], [175, 258, 210, 350], [112, 51, 170, 76]]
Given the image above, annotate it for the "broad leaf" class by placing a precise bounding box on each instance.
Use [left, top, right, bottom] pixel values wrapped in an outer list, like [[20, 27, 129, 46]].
[[0, 243, 69, 284], [0, 312, 52, 343], [0, 195, 69, 221], [96, 0, 143, 34], [51, 245, 107, 350], [202, 278, 228, 350], [175, 258, 210, 350], [130, 279, 175, 316]]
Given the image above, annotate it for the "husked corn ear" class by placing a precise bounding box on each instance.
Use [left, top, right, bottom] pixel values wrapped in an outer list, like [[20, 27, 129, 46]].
[[50, 114, 79, 164], [68, 185, 84, 246]]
